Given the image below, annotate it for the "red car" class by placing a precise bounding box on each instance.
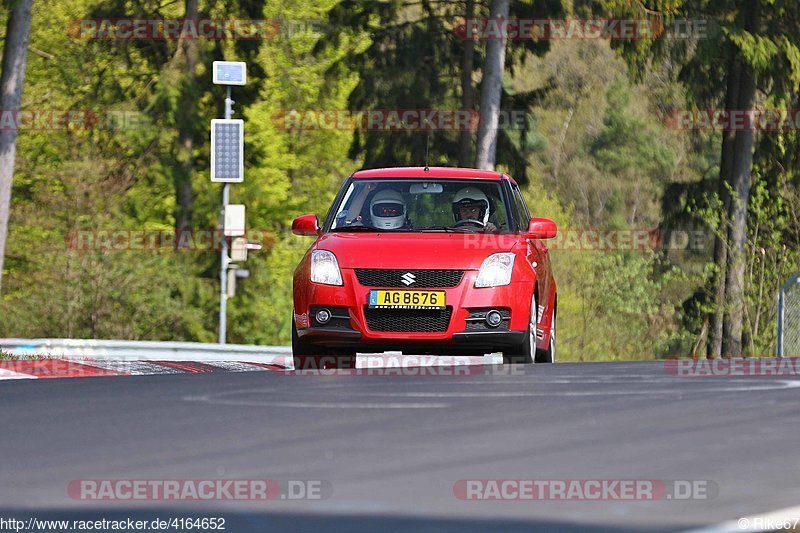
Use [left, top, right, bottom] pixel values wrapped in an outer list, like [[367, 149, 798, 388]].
[[291, 167, 557, 369]]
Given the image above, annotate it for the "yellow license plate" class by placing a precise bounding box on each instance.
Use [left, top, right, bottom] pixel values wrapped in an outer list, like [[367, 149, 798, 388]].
[[368, 290, 446, 309]]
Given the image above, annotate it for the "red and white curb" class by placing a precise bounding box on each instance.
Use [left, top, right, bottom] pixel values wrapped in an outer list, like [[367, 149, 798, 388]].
[[0, 358, 291, 380], [0, 354, 502, 381]]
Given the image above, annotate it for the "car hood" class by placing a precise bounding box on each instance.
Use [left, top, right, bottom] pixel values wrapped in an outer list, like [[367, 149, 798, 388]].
[[316, 232, 519, 269]]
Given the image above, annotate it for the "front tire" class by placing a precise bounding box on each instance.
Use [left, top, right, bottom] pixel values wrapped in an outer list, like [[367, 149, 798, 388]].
[[503, 295, 537, 364], [535, 313, 555, 364]]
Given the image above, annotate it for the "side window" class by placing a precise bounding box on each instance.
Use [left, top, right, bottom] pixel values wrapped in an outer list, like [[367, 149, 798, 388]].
[[488, 187, 508, 229], [330, 182, 375, 228], [511, 184, 530, 231]]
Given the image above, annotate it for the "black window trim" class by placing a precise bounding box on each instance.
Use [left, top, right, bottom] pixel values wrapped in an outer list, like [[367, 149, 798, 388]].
[[322, 176, 354, 231], [500, 179, 531, 233], [510, 181, 531, 231]]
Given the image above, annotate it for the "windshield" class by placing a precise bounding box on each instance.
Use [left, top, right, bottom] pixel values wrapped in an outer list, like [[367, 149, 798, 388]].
[[328, 179, 510, 232]]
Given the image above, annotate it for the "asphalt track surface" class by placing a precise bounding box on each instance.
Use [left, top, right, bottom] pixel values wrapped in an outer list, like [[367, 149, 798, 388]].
[[1, 360, 799, 532]]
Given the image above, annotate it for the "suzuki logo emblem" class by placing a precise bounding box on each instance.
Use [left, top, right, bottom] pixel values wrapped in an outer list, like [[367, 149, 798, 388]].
[[401, 272, 416, 286]]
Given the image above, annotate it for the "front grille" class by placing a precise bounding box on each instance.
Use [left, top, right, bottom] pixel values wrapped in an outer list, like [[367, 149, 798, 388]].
[[355, 269, 464, 288], [364, 306, 453, 332]]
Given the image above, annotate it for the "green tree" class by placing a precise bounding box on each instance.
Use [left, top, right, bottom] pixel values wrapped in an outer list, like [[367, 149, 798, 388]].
[[597, 0, 800, 355], [319, 0, 564, 182]]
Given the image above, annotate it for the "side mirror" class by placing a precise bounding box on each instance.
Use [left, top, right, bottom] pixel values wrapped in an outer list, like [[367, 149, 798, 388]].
[[292, 214, 320, 236], [527, 217, 557, 239]]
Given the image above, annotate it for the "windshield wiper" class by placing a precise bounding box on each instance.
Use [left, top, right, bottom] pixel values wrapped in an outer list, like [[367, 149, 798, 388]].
[[330, 225, 381, 232], [418, 226, 454, 233]]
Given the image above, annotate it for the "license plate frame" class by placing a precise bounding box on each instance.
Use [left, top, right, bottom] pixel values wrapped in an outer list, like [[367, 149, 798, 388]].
[[368, 289, 446, 309]]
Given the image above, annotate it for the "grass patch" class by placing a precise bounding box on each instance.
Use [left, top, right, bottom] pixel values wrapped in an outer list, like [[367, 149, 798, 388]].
[[0, 350, 56, 360]]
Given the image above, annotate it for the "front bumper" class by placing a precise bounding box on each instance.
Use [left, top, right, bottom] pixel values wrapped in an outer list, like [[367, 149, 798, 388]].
[[297, 326, 525, 353], [294, 268, 534, 352]]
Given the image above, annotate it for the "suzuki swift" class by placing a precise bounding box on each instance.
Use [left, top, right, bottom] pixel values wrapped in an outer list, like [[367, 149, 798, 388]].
[[291, 167, 557, 369]]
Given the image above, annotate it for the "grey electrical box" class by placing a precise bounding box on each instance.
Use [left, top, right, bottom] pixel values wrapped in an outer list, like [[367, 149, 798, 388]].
[[227, 268, 237, 298], [231, 236, 248, 262]]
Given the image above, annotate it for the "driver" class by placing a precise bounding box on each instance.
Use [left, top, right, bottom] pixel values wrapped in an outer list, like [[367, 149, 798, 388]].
[[452, 187, 497, 231], [369, 189, 408, 229]]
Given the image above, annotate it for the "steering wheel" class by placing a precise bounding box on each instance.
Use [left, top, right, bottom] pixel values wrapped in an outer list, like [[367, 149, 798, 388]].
[[453, 219, 485, 228]]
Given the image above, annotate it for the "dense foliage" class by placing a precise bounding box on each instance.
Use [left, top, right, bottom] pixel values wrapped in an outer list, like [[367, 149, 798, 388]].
[[1, 0, 798, 360]]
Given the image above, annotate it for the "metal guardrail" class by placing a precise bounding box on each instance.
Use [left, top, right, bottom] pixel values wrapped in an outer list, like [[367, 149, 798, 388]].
[[0, 338, 291, 364]]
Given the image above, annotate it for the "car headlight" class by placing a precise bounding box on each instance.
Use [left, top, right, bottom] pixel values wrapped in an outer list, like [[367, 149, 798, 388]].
[[475, 253, 515, 287], [310, 250, 343, 285]]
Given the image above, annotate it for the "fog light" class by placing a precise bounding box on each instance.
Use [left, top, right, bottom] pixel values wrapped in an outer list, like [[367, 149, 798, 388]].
[[485, 310, 502, 328], [315, 308, 331, 325]]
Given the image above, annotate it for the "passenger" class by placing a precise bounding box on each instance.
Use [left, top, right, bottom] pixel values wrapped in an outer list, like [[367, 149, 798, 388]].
[[369, 189, 408, 229]]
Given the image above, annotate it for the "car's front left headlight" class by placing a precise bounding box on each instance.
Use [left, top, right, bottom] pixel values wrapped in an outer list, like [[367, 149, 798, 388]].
[[310, 250, 343, 285], [475, 253, 516, 287]]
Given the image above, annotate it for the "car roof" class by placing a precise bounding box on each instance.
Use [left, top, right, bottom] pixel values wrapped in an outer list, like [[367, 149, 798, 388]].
[[351, 166, 512, 182]]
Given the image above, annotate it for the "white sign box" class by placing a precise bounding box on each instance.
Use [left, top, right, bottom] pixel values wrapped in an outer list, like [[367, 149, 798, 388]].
[[224, 204, 246, 237], [213, 61, 247, 86]]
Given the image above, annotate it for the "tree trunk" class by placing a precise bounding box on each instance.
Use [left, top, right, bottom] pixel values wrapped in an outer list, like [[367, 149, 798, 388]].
[[173, 0, 199, 241], [457, 0, 475, 167], [722, 62, 757, 355], [722, 1, 760, 356], [707, 56, 741, 358], [552, 106, 575, 181], [474, 0, 509, 170], [0, 0, 34, 293]]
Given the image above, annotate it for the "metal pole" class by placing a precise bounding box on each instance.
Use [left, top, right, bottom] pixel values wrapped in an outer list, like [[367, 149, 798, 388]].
[[218, 86, 233, 344], [777, 287, 784, 358], [219, 182, 230, 344]]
